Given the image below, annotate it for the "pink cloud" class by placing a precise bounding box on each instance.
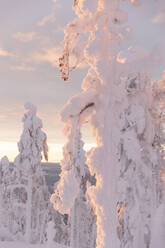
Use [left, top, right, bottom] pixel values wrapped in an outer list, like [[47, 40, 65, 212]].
[[13, 32, 38, 42], [37, 12, 56, 27], [10, 64, 35, 72], [0, 48, 14, 57]]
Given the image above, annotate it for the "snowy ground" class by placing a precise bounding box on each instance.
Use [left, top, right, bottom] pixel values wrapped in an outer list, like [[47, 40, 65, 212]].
[[0, 242, 67, 248]]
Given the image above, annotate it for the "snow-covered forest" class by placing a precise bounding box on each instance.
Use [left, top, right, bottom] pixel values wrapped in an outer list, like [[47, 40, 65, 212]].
[[1, 0, 165, 248]]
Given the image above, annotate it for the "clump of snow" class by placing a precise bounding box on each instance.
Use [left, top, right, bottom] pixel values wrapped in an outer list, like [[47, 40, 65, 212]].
[[24, 102, 37, 115], [61, 90, 96, 122], [50, 169, 79, 214]]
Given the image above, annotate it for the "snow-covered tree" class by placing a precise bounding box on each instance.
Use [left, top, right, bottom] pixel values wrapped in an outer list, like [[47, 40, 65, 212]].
[[150, 204, 165, 248], [149, 71, 165, 248], [0, 156, 11, 186], [12, 102, 49, 243], [51, 113, 96, 248], [116, 71, 159, 248], [48, 206, 70, 247], [0, 156, 13, 240], [52, 1, 164, 248], [152, 71, 165, 204]]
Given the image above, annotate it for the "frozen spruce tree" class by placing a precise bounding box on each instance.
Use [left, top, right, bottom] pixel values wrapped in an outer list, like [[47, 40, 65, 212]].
[[13, 102, 49, 243], [51, 114, 97, 248], [52, 1, 164, 248]]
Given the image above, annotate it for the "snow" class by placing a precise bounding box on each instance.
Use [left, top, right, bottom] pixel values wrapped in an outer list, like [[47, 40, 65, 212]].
[[50, 169, 79, 214], [150, 204, 165, 248], [61, 89, 97, 122], [0, 242, 43, 248], [0, 241, 67, 248], [1, 1, 165, 248]]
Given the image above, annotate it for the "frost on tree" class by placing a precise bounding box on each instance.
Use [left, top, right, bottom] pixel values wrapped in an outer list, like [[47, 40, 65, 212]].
[[53, 0, 163, 248], [66, 118, 96, 248], [47, 205, 70, 247], [150, 71, 165, 248], [51, 112, 97, 248], [11, 102, 50, 243], [0, 156, 14, 241], [116, 71, 159, 248], [152, 71, 165, 204]]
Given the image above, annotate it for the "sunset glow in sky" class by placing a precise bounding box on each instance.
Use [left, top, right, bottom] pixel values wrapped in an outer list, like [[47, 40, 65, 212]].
[[0, 0, 165, 162]]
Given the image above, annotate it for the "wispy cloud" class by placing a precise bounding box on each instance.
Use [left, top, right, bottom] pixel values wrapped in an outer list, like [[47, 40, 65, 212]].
[[0, 114, 7, 120], [37, 2, 61, 27], [10, 64, 35, 72], [0, 48, 14, 57], [32, 47, 61, 67], [32, 47, 87, 70], [152, 12, 165, 23], [155, 0, 165, 10], [13, 32, 38, 42], [37, 11, 56, 27]]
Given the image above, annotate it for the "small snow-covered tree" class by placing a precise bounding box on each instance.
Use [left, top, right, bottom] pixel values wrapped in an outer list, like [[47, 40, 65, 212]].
[[51, 113, 96, 248], [12, 102, 49, 243]]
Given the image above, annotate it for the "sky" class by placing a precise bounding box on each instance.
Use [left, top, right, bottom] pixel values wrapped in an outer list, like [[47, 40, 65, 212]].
[[0, 0, 164, 162]]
